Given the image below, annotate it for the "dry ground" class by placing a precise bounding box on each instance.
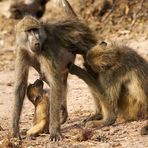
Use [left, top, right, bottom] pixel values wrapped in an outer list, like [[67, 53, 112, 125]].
[[0, 0, 148, 147]]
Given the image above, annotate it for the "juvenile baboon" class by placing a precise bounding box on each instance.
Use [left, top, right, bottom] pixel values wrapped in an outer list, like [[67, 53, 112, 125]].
[[68, 42, 148, 128], [12, 15, 97, 140], [141, 124, 148, 135], [10, 0, 48, 19], [27, 79, 49, 137]]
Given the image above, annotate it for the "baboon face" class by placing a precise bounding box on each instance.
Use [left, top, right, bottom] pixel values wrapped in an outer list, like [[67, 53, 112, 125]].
[[26, 28, 43, 53], [27, 79, 44, 104], [20, 27, 47, 53], [16, 16, 47, 53]]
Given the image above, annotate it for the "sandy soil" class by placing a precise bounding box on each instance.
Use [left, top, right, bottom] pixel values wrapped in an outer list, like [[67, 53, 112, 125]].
[[0, 0, 148, 147]]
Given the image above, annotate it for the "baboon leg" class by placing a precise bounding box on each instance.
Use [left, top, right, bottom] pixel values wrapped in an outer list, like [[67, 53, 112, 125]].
[[27, 120, 47, 136], [92, 92, 102, 117], [85, 99, 117, 128], [60, 73, 68, 124], [68, 63, 117, 127], [83, 92, 102, 123], [45, 72, 63, 140], [68, 63, 104, 95], [12, 57, 29, 138], [124, 77, 147, 120]]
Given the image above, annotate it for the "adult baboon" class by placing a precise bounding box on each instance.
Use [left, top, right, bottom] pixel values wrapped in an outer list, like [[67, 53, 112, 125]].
[[12, 15, 97, 140], [27, 79, 49, 137], [10, 0, 48, 19], [68, 42, 148, 128]]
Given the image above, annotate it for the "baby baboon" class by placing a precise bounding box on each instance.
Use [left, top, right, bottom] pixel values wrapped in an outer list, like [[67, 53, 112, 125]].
[[68, 42, 148, 128], [12, 15, 97, 141], [141, 124, 148, 135], [27, 79, 49, 137], [10, 0, 48, 19]]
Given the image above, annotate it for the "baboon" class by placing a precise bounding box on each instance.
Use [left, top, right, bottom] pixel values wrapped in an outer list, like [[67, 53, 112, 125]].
[[59, 0, 103, 121], [12, 15, 97, 141], [27, 79, 49, 137], [141, 124, 148, 135], [10, 0, 48, 19], [68, 42, 148, 128]]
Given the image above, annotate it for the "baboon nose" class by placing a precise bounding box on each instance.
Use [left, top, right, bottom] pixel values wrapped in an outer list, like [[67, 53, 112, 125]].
[[35, 43, 40, 48]]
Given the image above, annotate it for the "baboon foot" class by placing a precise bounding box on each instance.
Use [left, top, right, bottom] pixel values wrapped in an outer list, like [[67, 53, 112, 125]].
[[83, 113, 102, 124], [85, 117, 116, 128], [50, 131, 63, 141]]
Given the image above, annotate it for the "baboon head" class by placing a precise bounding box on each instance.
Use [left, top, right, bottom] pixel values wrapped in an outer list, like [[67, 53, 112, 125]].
[[16, 16, 47, 53], [86, 41, 121, 72], [27, 79, 44, 105]]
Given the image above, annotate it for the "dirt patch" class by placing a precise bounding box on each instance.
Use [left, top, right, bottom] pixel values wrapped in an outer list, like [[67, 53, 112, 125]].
[[0, 0, 148, 147]]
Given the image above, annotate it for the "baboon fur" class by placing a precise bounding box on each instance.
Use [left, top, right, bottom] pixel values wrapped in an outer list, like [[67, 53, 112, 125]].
[[12, 15, 97, 140], [27, 79, 49, 136], [69, 42, 148, 128]]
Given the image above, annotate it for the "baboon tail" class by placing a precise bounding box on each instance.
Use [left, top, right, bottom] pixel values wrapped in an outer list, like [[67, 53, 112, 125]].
[[57, 0, 77, 18]]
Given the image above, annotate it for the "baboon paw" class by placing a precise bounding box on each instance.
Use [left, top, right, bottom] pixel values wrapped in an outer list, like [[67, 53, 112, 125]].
[[49, 132, 63, 141]]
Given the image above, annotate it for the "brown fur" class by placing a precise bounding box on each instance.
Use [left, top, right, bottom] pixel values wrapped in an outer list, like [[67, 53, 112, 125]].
[[69, 42, 148, 128], [10, 0, 48, 19], [12, 16, 97, 141], [27, 79, 49, 136]]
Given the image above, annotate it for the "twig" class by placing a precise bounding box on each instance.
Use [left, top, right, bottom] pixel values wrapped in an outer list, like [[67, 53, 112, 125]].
[[131, 0, 145, 27], [102, 0, 116, 22]]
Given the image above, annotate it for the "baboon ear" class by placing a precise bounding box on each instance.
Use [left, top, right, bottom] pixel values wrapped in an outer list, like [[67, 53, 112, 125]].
[[34, 79, 44, 89], [99, 41, 108, 46], [98, 39, 113, 47]]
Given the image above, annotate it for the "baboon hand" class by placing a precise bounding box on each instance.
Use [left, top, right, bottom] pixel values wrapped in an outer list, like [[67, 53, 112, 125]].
[[50, 131, 63, 141]]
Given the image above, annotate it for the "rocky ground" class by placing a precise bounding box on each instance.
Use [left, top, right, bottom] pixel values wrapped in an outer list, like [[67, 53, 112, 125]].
[[0, 0, 148, 147]]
